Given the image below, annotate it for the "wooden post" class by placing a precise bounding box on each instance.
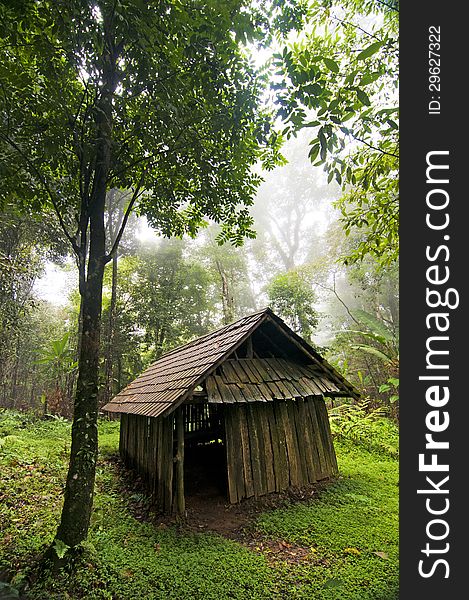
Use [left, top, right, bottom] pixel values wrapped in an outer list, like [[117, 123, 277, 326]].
[[175, 406, 185, 516], [246, 336, 253, 358]]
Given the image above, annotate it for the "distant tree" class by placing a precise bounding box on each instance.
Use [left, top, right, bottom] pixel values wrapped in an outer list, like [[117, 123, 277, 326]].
[[130, 239, 216, 358], [0, 0, 297, 552], [252, 132, 339, 274], [0, 206, 67, 405], [266, 270, 319, 343], [198, 226, 257, 325], [35, 332, 77, 416]]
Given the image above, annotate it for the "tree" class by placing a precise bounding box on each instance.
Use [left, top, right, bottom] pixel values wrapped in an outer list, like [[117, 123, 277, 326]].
[[251, 131, 339, 274], [130, 239, 216, 358], [266, 270, 319, 343], [274, 0, 399, 265], [0, 205, 67, 406], [1, 0, 292, 551], [101, 189, 138, 406], [198, 225, 257, 325], [35, 331, 77, 416]]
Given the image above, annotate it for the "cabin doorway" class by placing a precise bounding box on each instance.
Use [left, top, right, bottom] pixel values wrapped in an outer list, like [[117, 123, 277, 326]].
[[181, 403, 228, 500]]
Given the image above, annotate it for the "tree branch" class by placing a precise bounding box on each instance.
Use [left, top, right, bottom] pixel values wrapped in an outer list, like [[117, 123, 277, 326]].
[[352, 134, 399, 158], [104, 184, 143, 263], [0, 132, 79, 255]]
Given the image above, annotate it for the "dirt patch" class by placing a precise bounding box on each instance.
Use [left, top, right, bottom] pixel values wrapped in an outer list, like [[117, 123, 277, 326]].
[[105, 453, 334, 544], [180, 481, 331, 539]]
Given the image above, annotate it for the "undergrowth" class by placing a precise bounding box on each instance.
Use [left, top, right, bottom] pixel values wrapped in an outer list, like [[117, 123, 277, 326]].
[[0, 408, 398, 599]]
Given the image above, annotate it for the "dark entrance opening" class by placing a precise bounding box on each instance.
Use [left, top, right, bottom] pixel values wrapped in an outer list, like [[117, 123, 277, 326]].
[[181, 403, 227, 499]]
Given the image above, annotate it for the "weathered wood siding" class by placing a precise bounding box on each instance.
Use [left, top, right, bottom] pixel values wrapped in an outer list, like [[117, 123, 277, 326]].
[[119, 412, 174, 512], [224, 397, 337, 503]]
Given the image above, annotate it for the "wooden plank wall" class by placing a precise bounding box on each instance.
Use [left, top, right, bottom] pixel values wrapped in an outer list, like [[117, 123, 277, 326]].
[[119, 412, 174, 513], [224, 396, 338, 503]]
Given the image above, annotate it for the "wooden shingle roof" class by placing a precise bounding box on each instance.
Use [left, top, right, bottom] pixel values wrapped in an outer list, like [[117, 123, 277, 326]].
[[103, 308, 358, 418], [206, 358, 341, 402]]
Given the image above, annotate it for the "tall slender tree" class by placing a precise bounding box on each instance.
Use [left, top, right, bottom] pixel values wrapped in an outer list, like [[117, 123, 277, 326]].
[[0, 0, 298, 551]]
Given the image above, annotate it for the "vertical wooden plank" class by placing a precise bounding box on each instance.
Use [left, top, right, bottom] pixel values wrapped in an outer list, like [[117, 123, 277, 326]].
[[119, 414, 125, 459], [287, 400, 308, 486], [224, 406, 238, 503], [279, 401, 301, 486], [175, 407, 185, 515], [305, 398, 323, 480], [297, 398, 317, 483], [272, 401, 290, 490], [137, 416, 143, 473], [161, 414, 174, 513], [315, 398, 338, 475], [246, 405, 264, 497], [119, 414, 124, 455], [126, 413, 131, 466], [256, 404, 275, 493], [128, 414, 134, 468], [155, 418, 163, 508], [310, 399, 331, 475], [314, 398, 332, 475], [229, 406, 246, 502], [238, 406, 254, 498], [265, 404, 281, 491], [307, 398, 328, 479]]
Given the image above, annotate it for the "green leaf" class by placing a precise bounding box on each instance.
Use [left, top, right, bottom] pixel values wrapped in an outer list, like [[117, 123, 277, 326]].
[[356, 89, 371, 106], [308, 144, 320, 161], [357, 41, 383, 61], [53, 538, 70, 559], [359, 72, 381, 86], [324, 578, 344, 589], [350, 344, 392, 363], [323, 57, 339, 73]]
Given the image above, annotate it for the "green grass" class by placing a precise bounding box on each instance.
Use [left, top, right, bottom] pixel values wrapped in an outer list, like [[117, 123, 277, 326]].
[[0, 409, 398, 599]]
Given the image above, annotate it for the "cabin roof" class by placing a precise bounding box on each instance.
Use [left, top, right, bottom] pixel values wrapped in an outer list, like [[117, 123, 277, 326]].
[[102, 308, 359, 418]]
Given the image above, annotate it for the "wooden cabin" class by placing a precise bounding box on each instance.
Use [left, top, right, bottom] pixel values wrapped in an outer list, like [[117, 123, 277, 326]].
[[103, 308, 358, 514]]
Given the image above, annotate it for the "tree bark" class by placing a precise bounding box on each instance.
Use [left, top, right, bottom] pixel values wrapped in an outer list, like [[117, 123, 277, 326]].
[[103, 246, 118, 405], [215, 259, 235, 325], [55, 240, 105, 547], [55, 9, 117, 549]]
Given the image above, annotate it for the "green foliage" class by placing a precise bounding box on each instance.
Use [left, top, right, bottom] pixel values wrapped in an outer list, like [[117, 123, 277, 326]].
[[35, 332, 77, 378], [0, 409, 398, 599], [0, 0, 292, 246], [329, 401, 398, 458], [52, 538, 69, 560], [266, 270, 319, 342], [274, 0, 399, 265], [330, 305, 399, 410], [0, 206, 68, 407], [344, 309, 398, 367], [197, 225, 256, 325], [113, 239, 218, 364]]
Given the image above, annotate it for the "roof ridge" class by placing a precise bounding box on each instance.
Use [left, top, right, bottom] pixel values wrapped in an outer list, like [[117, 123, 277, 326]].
[[154, 307, 271, 361]]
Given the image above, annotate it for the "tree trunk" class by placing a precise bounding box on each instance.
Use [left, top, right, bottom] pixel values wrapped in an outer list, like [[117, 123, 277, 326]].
[[103, 250, 118, 405], [215, 259, 235, 325], [55, 239, 105, 547], [54, 9, 117, 548]]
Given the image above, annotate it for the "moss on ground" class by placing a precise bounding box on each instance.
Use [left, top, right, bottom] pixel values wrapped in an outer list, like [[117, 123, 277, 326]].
[[0, 410, 398, 599]]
